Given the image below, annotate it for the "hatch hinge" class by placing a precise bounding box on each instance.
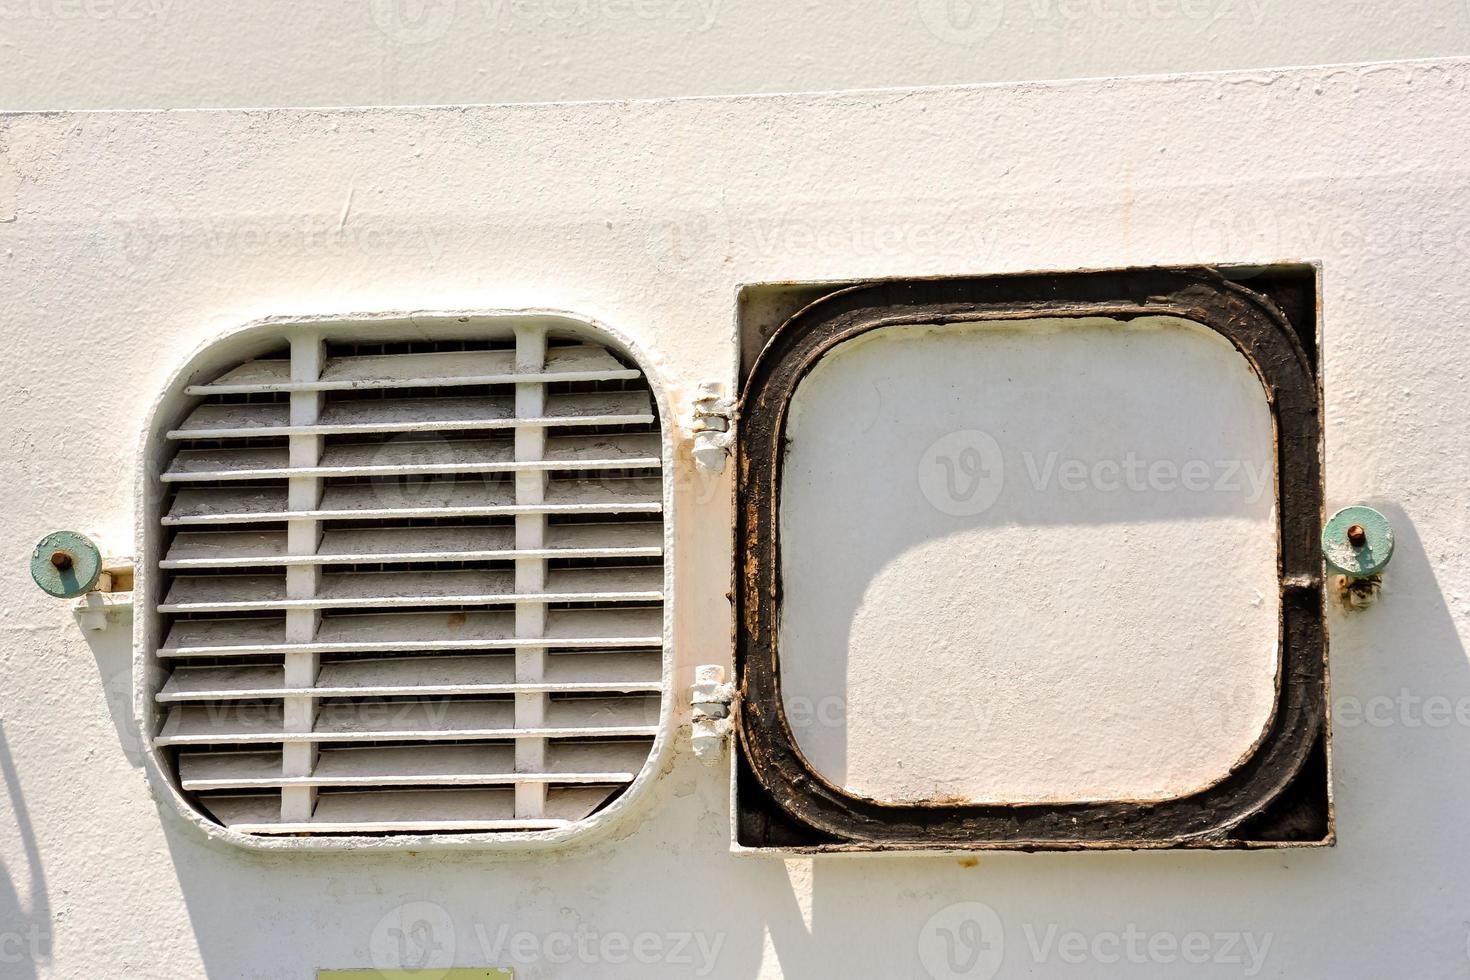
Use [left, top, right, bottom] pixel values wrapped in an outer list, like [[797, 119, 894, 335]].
[[690, 664, 736, 765], [28, 530, 134, 630], [690, 381, 735, 475]]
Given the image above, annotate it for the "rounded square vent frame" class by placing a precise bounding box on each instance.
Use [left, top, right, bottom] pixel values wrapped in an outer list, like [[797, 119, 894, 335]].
[[133, 309, 676, 852], [734, 266, 1330, 851]]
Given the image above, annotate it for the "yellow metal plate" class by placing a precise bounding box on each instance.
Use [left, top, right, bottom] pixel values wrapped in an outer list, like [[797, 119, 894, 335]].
[[319, 971, 512, 979]]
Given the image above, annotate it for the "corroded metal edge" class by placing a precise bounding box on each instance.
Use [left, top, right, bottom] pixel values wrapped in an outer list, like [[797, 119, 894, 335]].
[[735, 266, 1326, 848]]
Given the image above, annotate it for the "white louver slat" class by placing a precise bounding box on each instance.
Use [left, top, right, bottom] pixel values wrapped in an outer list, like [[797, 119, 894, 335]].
[[167, 390, 653, 439], [161, 432, 661, 482], [160, 522, 663, 569], [158, 607, 663, 656], [151, 322, 666, 839], [155, 695, 661, 744], [183, 345, 641, 395], [158, 566, 663, 612], [178, 741, 655, 790], [157, 651, 662, 701], [162, 476, 662, 525], [200, 787, 615, 834]]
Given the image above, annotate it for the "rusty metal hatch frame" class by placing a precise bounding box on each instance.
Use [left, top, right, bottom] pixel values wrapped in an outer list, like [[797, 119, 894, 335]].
[[734, 266, 1328, 850]]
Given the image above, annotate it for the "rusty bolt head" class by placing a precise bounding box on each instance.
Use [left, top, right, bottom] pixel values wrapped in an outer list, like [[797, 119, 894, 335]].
[[30, 531, 101, 598], [1324, 505, 1394, 577]]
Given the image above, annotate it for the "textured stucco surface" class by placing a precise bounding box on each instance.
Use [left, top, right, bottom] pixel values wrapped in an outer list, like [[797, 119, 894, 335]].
[[0, 58, 1466, 977], [0, 0, 1469, 110]]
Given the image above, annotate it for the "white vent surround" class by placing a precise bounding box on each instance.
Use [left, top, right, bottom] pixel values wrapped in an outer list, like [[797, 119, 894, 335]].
[[137, 313, 672, 847]]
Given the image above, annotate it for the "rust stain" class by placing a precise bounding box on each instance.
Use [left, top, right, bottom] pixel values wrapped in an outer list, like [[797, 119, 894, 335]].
[[734, 266, 1329, 850], [446, 612, 466, 629]]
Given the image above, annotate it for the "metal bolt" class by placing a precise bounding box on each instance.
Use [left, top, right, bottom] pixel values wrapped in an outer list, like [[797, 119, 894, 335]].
[[1323, 505, 1393, 580], [30, 531, 102, 598]]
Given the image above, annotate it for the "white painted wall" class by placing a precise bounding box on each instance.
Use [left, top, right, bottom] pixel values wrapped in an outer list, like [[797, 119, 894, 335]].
[[0, 57, 1467, 978], [778, 317, 1279, 805], [0, 0, 1468, 110]]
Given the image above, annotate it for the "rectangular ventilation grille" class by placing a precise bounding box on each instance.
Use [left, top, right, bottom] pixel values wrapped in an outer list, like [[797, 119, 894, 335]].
[[153, 326, 665, 836]]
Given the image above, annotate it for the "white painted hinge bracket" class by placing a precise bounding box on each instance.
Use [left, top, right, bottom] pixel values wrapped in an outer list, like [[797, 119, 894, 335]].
[[690, 381, 735, 475], [73, 590, 134, 631], [690, 664, 736, 765], [74, 553, 135, 630]]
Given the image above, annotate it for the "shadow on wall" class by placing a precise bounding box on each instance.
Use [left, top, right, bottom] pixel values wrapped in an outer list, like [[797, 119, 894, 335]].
[[776, 319, 1282, 801], [756, 505, 1470, 979], [0, 722, 51, 980], [123, 506, 1470, 979], [155, 743, 784, 979], [77, 604, 147, 768]]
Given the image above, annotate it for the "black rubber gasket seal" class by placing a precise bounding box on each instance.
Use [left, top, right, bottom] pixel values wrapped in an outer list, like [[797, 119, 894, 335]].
[[735, 266, 1324, 849]]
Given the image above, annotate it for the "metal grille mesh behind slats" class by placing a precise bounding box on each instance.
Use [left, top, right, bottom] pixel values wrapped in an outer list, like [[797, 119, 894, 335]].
[[151, 323, 665, 837]]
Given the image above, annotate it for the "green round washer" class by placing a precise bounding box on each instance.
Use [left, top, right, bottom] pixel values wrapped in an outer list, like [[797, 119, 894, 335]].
[[30, 530, 102, 598], [1322, 505, 1393, 577]]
